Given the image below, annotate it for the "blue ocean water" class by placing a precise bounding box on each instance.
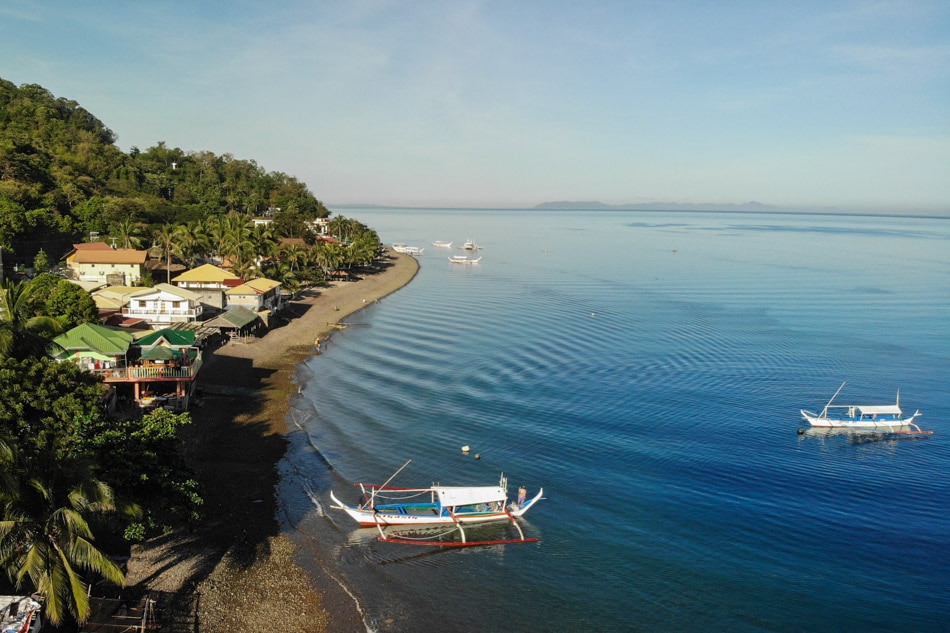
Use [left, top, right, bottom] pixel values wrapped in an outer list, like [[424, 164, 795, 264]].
[[278, 209, 950, 633]]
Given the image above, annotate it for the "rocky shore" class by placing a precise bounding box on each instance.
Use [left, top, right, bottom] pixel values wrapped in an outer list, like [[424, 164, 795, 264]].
[[124, 252, 420, 632]]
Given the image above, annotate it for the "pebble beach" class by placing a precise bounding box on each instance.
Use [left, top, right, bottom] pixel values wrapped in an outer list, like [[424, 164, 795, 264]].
[[124, 251, 419, 633]]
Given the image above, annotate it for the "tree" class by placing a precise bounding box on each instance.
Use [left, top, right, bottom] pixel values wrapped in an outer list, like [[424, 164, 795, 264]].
[[32, 248, 50, 274], [0, 358, 201, 540], [46, 279, 98, 329], [0, 447, 127, 626], [0, 280, 62, 359], [152, 223, 184, 284], [111, 215, 145, 249], [0, 357, 104, 454], [76, 409, 201, 538]]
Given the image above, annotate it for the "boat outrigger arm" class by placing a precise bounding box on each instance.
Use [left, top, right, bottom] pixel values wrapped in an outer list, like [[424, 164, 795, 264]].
[[379, 503, 540, 548]]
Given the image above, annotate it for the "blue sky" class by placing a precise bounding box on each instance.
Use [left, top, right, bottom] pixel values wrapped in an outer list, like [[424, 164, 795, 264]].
[[2, 1, 948, 211]]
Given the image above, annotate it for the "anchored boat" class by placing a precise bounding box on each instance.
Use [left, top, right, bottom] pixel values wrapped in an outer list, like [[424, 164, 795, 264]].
[[329, 460, 542, 546], [449, 255, 481, 264], [801, 382, 928, 432]]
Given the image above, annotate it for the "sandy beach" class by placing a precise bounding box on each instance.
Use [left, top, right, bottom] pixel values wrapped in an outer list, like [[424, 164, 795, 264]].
[[124, 251, 419, 632]]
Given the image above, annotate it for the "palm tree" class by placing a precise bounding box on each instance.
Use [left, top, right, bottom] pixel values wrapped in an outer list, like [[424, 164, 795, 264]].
[[0, 450, 127, 626], [177, 220, 211, 268], [152, 224, 185, 284], [111, 216, 145, 249], [219, 212, 256, 272], [327, 215, 352, 242], [0, 281, 62, 359]]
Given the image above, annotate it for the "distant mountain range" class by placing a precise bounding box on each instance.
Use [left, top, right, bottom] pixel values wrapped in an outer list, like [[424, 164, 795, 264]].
[[533, 200, 778, 211]]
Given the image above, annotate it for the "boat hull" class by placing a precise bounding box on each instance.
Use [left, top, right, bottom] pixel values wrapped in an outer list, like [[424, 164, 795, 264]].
[[330, 489, 542, 528], [801, 409, 922, 429]]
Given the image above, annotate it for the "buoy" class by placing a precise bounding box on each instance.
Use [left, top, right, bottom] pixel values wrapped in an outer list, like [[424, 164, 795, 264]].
[[797, 428, 805, 435], [474, 453, 481, 460], [461, 445, 470, 453]]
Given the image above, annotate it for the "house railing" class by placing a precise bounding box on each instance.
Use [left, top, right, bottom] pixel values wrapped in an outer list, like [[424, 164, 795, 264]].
[[122, 307, 201, 318], [89, 355, 203, 380]]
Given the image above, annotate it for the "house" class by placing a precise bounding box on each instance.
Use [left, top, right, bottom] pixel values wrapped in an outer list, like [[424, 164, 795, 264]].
[[92, 286, 152, 326], [65, 243, 148, 285], [51, 322, 203, 411], [120, 283, 203, 325], [171, 264, 241, 313], [51, 322, 134, 376], [225, 277, 282, 318]]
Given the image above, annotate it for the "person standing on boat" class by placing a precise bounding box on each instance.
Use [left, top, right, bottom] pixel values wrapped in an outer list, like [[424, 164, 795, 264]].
[[518, 486, 527, 508]]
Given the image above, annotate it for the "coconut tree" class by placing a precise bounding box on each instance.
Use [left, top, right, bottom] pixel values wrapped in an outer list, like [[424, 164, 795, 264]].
[[280, 242, 309, 272], [111, 216, 146, 249], [0, 281, 62, 359], [0, 449, 127, 626], [177, 220, 211, 268], [152, 223, 186, 284], [219, 212, 256, 272]]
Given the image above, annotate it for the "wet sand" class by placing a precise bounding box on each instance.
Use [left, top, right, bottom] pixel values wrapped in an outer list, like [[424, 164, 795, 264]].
[[124, 252, 419, 632]]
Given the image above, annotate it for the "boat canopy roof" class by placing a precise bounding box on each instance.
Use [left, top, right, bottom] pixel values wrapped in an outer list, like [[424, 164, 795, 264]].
[[854, 405, 903, 415], [436, 486, 506, 507]]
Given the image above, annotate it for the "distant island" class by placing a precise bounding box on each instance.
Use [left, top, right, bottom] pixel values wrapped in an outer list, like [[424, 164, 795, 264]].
[[533, 200, 778, 211]]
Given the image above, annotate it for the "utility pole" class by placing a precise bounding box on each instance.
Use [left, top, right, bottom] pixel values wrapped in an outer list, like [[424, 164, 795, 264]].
[[0, 245, 4, 283]]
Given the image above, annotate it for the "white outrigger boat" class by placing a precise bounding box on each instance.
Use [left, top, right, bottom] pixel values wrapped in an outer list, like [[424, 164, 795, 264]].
[[329, 461, 542, 546], [801, 382, 929, 433], [448, 255, 481, 264], [391, 244, 424, 255], [432, 240, 453, 248]]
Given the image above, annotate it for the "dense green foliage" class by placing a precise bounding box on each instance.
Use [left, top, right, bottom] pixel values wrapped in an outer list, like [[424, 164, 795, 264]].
[[0, 358, 199, 535], [0, 444, 128, 626], [0, 357, 201, 621], [0, 76, 330, 266]]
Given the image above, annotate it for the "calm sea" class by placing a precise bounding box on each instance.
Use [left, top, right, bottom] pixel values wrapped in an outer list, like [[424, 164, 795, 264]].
[[277, 209, 950, 633]]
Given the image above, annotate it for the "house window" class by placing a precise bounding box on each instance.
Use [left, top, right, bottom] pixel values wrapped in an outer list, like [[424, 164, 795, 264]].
[[172, 301, 181, 308], [138, 300, 147, 308]]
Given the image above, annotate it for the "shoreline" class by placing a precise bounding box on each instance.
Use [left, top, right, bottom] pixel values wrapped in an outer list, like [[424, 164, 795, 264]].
[[125, 252, 420, 632]]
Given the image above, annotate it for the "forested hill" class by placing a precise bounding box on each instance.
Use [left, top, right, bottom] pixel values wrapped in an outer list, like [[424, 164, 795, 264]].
[[0, 77, 329, 267]]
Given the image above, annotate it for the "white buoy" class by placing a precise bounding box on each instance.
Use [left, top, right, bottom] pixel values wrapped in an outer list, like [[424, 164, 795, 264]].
[[461, 445, 470, 453]]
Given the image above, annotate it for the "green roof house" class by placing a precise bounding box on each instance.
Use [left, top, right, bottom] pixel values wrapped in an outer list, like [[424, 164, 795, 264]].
[[51, 323, 134, 374]]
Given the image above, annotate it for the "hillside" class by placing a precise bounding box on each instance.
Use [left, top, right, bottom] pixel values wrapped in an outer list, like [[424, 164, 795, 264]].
[[0, 77, 328, 268]]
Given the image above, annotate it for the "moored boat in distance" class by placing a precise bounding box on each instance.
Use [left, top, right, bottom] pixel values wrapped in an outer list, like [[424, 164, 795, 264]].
[[392, 244, 424, 255], [329, 460, 542, 546], [449, 255, 481, 264], [432, 240, 453, 248], [801, 382, 927, 431], [463, 238, 480, 251]]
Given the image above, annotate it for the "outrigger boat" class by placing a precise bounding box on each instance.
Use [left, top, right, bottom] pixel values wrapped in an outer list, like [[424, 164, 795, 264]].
[[449, 255, 481, 264], [391, 244, 424, 255], [801, 382, 929, 433], [432, 240, 453, 248], [329, 460, 542, 546]]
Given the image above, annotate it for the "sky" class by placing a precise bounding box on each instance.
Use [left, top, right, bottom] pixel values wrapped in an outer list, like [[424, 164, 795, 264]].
[[1, 1, 948, 212]]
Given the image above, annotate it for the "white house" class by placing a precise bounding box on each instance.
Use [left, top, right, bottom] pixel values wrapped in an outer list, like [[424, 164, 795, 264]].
[[120, 283, 203, 325]]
